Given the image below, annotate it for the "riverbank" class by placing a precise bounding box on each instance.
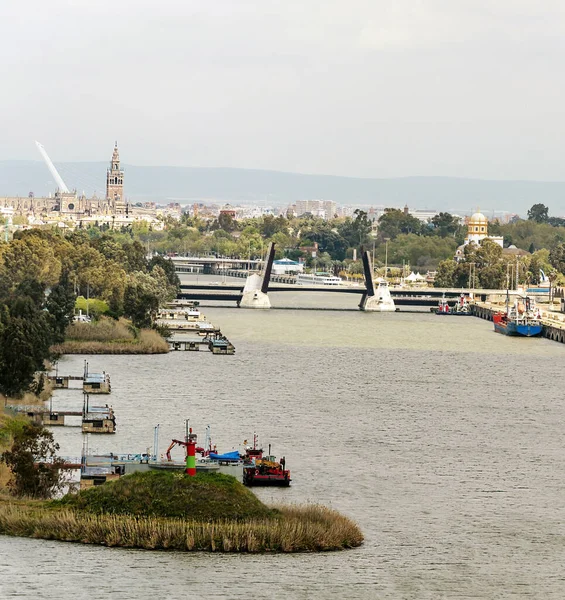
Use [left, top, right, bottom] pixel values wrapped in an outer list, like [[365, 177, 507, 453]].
[[0, 471, 363, 553], [51, 318, 169, 354]]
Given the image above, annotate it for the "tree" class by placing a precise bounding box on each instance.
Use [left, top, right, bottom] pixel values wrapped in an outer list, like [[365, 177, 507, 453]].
[[148, 255, 180, 290], [338, 210, 373, 249], [0, 236, 61, 290], [45, 273, 77, 343], [218, 213, 236, 233], [429, 212, 462, 238], [0, 296, 52, 398], [1, 423, 68, 498], [527, 203, 549, 223], [376, 209, 423, 240], [549, 243, 565, 274], [434, 260, 457, 287]]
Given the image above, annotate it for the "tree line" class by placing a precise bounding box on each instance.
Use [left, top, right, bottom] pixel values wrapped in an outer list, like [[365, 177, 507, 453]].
[[0, 229, 179, 399]]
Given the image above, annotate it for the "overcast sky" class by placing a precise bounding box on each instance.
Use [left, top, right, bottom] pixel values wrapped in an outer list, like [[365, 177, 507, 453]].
[[1, 0, 565, 180]]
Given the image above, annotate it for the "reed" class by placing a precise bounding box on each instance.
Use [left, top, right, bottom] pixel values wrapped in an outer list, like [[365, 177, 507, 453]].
[[0, 503, 363, 552], [65, 318, 135, 342], [52, 322, 168, 354]]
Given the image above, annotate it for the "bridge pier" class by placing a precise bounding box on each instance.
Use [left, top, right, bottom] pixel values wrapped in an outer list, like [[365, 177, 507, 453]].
[[359, 250, 396, 312], [239, 243, 275, 309]]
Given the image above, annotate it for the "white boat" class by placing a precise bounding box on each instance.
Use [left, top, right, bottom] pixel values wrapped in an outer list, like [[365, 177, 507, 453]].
[[296, 273, 343, 286]]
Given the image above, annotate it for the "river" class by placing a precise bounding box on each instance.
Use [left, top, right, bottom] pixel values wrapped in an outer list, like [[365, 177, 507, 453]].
[[2, 288, 565, 599]]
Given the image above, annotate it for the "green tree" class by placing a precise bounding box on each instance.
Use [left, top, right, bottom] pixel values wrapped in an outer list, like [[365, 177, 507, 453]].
[[527, 203, 549, 223], [377, 209, 423, 240], [338, 210, 373, 249], [1, 423, 68, 498], [45, 273, 77, 344], [0, 296, 52, 397], [549, 243, 565, 274], [434, 259, 457, 287], [429, 212, 463, 238], [217, 213, 236, 233], [148, 255, 180, 290]]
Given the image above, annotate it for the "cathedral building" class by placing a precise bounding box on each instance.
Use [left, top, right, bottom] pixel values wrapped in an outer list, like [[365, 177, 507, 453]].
[[0, 143, 135, 221]]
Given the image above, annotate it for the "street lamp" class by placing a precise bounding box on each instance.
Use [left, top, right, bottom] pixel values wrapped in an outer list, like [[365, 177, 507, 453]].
[[384, 238, 390, 280]]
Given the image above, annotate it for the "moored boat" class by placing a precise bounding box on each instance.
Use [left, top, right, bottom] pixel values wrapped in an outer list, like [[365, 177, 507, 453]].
[[436, 295, 452, 315], [493, 297, 542, 337], [242, 436, 291, 487], [435, 293, 472, 315]]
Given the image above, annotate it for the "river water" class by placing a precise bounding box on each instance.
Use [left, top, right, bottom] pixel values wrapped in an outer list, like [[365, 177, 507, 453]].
[[2, 287, 565, 599]]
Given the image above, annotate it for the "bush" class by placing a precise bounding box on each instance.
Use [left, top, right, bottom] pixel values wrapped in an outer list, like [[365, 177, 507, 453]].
[[55, 471, 275, 521], [1, 423, 68, 499], [75, 297, 109, 318]]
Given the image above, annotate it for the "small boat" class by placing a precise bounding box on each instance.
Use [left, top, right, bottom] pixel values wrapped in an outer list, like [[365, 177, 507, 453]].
[[436, 295, 452, 315], [209, 450, 241, 462], [436, 293, 472, 315], [242, 436, 291, 487], [453, 294, 472, 315], [493, 296, 542, 337]]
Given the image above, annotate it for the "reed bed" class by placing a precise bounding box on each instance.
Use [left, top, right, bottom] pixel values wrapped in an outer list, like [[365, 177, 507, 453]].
[[0, 503, 363, 552], [52, 328, 168, 354], [65, 318, 134, 342]]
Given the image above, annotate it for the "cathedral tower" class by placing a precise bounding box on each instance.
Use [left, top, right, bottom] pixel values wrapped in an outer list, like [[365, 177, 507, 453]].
[[106, 142, 126, 214]]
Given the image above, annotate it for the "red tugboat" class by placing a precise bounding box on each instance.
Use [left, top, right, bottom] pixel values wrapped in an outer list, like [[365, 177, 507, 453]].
[[242, 435, 291, 487]]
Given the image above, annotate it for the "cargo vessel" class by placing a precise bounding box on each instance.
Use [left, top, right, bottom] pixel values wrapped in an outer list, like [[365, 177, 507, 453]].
[[493, 296, 542, 337]]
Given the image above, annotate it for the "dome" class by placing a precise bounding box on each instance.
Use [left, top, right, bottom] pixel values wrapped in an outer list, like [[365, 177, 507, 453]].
[[469, 211, 488, 224]]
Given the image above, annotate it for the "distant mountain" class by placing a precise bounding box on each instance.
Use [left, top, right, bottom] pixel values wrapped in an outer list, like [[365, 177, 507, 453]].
[[1, 160, 564, 216]]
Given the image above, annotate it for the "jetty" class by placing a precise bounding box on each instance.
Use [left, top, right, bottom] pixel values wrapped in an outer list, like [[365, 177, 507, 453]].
[[157, 302, 235, 355], [48, 362, 111, 394], [81, 395, 116, 434]]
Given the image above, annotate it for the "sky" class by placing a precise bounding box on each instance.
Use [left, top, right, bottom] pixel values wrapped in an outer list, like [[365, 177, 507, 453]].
[[1, 0, 565, 180]]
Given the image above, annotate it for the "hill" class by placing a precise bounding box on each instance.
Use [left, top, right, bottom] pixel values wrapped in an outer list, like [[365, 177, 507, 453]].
[[2, 160, 565, 215]]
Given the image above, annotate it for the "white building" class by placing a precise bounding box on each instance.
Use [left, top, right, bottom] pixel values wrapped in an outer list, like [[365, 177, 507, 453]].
[[295, 200, 337, 220]]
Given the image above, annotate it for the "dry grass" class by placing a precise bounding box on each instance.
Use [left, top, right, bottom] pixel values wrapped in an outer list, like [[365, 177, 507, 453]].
[[0, 503, 363, 553], [65, 318, 135, 342], [52, 319, 168, 354]]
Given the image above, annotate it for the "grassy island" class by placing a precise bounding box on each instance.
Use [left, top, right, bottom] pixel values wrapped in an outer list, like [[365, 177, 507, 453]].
[[0, 471, 363, 552], [51, 318, 169, 355]]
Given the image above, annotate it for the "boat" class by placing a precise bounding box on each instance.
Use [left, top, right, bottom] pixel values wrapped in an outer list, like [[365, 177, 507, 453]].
[[493, 296, 543, 337], [242, 435, 291, 487], [209, 450, 241, 462], [435, 293, 472, 316], [453, 294, 472, 315], [296, 272, 343, 286], [436, 295, 452, 315]]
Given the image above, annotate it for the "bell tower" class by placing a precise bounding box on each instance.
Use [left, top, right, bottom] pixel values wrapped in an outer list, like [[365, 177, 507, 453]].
[[106, 142, 125, 214]]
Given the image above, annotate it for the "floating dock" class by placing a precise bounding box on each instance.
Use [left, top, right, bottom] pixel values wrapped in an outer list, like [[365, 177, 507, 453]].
[[160, 303, 235, 355], [48, 362, 111, 394]]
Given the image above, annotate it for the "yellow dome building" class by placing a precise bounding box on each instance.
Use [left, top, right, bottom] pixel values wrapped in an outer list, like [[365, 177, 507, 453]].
[[455, 209, 504, 260], [467, 211, 490, 244]]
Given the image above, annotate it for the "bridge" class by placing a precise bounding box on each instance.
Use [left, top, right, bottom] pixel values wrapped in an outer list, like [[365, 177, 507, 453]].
[[173, 244, 520, 310], [170, 255, 263, 273]]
